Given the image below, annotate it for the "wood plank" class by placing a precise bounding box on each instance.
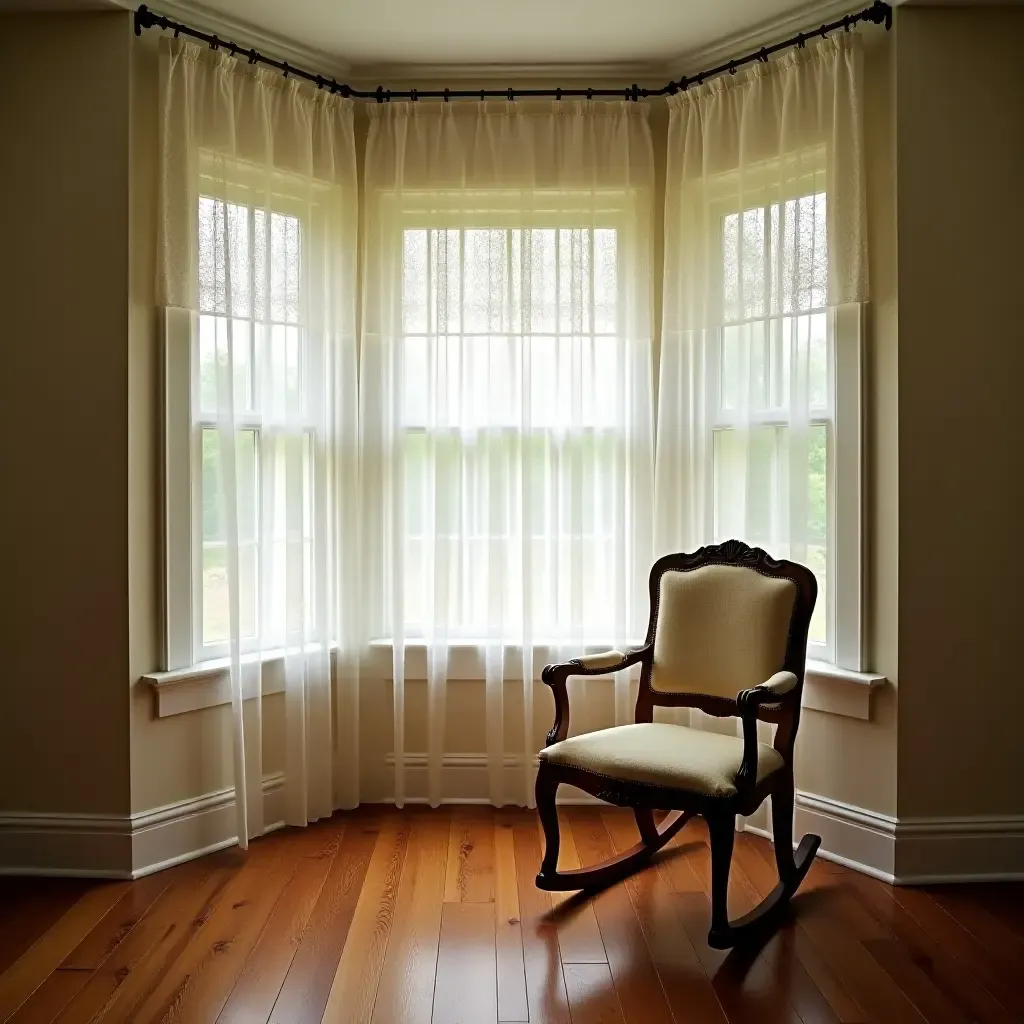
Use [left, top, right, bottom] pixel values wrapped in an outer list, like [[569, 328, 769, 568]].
[[511, 814, 571, 1024], [927, 886, 1024, 967], [61, 872, 176, 971], [881, 881, 1024, 1019], [733, 833, 863, 1024], [672, 891, 804, 1024], [370, 811, 450, 1024], [54, 854, 239, 1024], [443, 807, 495, 903], [0, 881, 129, 1021], [786, 873, 928, 1024], [565, 808, 675, 1024], [493, 816, 529, 1023], [321, 818, 411, 1024], [843, 870, 1017, 1024], [431, 902, 497, 1024], [0, 881, 93, 977], [124, 834, 292, 1023], [266, 818, 378, 1024], [562, 963, 626, 1024], [863, 938, 967, 1024], [601, 809, 729, 1024], [217, 827, 342, 1024], [5, 969, 90, 1024], [540, 814, 607, 966]]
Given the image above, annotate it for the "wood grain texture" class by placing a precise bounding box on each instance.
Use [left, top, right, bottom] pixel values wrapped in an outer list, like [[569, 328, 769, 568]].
[[216, 827, 341, 1024], [432, 902, 497, 1024], [0, 881, 129, 1021], [443, 806, 495, 903], [493, 818, 529, 1023], [565, 809, 675, 1024], [321, 821, 410, 1024], [542, 816, 607, 966], [511, 814, 571, 1024], [1, 807, 1022, 1024], [127, 836, 291, 1024], [370, 812, 449, 1024], [267, 818, 378, 1024]]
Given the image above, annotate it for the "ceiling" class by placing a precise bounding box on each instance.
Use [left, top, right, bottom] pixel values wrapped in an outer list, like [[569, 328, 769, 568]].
[[122, 0, 879, 75]]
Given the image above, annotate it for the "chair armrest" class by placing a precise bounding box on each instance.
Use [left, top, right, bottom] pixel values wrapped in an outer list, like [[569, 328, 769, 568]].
[[540, 645, 651, 746], [735, 671, 799, 794]]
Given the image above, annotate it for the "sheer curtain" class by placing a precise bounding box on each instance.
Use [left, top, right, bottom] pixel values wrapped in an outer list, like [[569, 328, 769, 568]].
[[361, 101, 655, 807], [655, 35, 868, 663], [158, 39, 360, 846]]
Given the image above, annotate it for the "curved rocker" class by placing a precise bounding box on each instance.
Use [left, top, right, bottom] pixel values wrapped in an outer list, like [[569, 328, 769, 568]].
[[532, 541, 823, 950], [536, 795, 692, 891]]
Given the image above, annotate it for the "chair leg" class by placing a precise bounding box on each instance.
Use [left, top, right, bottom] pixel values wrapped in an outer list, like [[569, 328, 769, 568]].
[[772, 770, 797, 882], [706, 812, 735, 948], [633, 807, 660, 846], [535, 764, 561, 882]]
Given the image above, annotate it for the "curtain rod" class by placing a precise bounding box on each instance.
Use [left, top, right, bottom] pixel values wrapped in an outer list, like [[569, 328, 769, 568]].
[[133, 1, 892, 101]]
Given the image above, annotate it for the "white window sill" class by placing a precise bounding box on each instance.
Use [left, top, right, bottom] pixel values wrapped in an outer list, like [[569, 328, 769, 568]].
[[145, 643, 885, 722]]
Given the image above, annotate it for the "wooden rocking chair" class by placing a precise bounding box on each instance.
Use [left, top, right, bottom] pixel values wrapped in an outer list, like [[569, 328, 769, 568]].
[[535, 540, 820, 949]]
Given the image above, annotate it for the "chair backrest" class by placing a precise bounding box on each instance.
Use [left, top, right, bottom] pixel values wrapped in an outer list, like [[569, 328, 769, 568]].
[[640, 541, 816, 712]]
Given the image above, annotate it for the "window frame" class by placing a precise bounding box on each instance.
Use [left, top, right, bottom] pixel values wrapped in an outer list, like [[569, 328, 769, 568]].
[[703, 172, 864, 671], [385, 190, 642, 644], [162, 178, 320, 672]]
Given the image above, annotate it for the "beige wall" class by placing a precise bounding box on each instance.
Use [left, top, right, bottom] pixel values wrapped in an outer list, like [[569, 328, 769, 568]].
[[0, 13, 133, 817], [894, 6, 1024, 820]]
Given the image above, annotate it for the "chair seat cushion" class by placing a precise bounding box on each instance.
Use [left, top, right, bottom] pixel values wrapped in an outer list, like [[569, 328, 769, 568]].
[[539, 723, 784, 799]]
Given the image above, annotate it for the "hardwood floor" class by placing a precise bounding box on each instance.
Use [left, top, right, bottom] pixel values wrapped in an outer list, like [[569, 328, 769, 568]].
[[1, 807, 1021, 1024]]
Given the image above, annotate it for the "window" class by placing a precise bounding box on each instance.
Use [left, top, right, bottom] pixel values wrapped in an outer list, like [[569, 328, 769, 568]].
[[163, 176, 321, 669], [709, 184, 863, 668], [390, 197, 648, 645]]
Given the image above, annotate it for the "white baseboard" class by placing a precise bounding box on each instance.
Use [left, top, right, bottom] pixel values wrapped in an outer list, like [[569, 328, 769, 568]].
[[380, 752, 599, 806], [0, 773, 285, 879], [742, 791, 1024, 884]]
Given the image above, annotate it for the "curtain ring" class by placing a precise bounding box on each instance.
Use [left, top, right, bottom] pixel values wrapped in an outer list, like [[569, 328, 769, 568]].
[[728, 60, 737, 75], [282, 61, 290, 78], [444, 88, 450, 102], [507, 87, 514, 101], [209, 34, 219, 50], [411, 88, 418, 101], [758, 47, 769, 63], [375, 85, 384, 103], [586, 87, 593, 100], [248, 48, 257, 64], [796, 32, 806, 48]]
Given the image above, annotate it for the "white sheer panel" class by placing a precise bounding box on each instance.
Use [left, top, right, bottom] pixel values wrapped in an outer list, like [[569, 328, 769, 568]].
[[158, 39, 359, 846], [363, 102, 655, 807], [656, 35, 867, 666]]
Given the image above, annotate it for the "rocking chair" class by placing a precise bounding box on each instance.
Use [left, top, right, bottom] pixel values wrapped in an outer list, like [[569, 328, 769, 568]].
[[535, 540, 820, 949]]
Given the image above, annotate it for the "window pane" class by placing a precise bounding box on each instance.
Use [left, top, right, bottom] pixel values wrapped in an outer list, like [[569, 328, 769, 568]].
[[712, 422, 828, 646], [398, 222, 622, 636], [201, 428, 259, 646]]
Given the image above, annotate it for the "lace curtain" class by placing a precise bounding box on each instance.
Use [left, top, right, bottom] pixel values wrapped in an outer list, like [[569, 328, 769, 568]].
[[655, 34, 868, 663], [361, 102, 656, 806], [158, 38, 359, 844]]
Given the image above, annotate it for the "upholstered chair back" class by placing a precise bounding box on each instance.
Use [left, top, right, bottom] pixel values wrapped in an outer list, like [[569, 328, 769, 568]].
[[649, 565, 797, 700]]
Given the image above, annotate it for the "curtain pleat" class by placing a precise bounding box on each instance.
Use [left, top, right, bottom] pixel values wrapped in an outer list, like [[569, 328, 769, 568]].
[[362, 102, 656, 807], [157, 38, 359, 844]]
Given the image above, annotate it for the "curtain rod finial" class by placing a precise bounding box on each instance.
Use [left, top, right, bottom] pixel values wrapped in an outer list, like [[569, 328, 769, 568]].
[[133, 4, 152, 36]]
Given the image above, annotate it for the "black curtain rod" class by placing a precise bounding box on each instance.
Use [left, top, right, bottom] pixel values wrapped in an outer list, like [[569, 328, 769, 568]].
[[133, 1, 892, 102]]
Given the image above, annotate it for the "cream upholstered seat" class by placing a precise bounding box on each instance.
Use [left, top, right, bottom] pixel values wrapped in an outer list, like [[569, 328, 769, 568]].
[[539, 722, 784, 799]]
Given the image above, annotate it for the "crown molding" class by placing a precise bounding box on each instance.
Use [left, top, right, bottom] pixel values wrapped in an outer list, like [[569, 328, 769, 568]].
[[122, 0, 895, 93], [346, 60, 668, 89], [117, 0, 352, 77]]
